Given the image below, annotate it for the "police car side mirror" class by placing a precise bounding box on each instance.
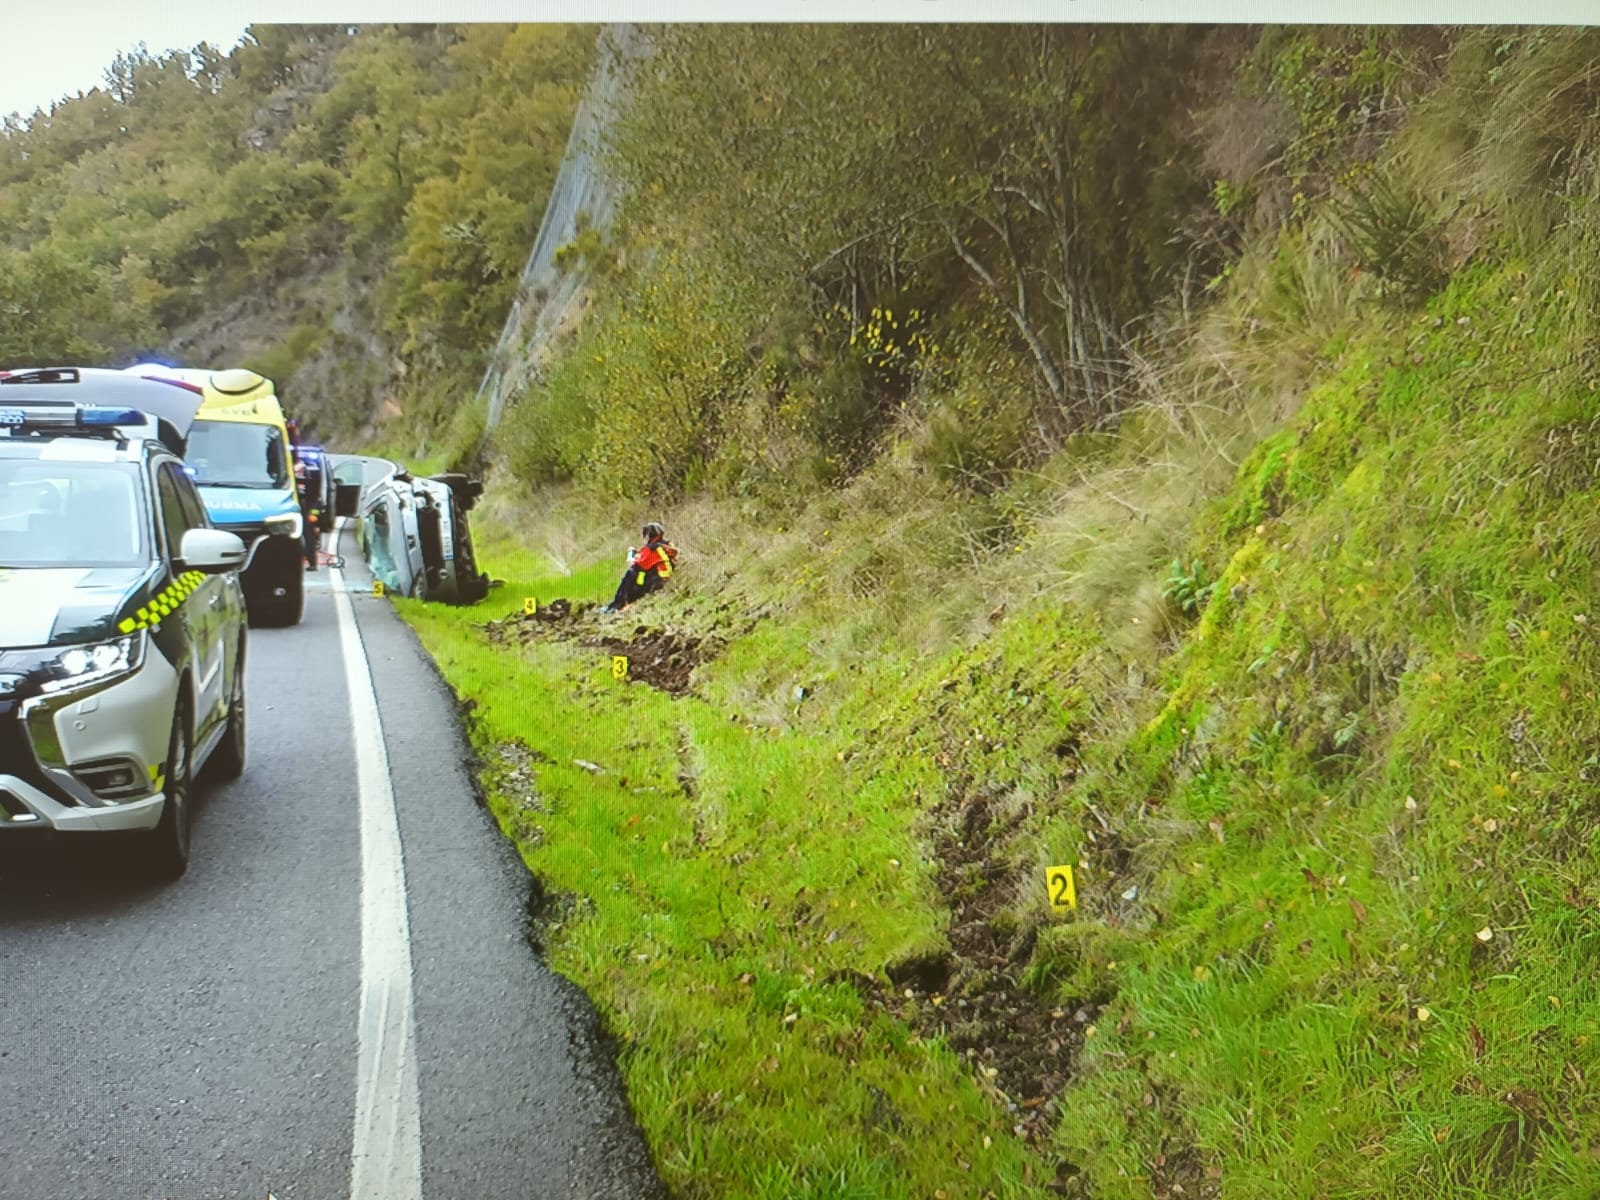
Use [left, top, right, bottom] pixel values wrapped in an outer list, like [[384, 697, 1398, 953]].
[[181, 528, 248, 573]]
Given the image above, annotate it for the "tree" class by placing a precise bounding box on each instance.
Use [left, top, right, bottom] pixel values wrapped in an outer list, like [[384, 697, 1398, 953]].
[[612, 25, 1210, 432], [103, 44, 154, 104], [0, 245, 123, 363]]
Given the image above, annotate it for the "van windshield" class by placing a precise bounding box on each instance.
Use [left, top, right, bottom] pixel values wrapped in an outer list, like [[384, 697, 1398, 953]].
[[187, 420, 288, 488]]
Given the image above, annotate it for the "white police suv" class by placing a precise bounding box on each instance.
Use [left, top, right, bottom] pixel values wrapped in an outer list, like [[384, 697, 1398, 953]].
[[0, 368, 249, 879]]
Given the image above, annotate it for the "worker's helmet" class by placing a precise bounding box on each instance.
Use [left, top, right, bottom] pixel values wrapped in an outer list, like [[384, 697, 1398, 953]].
[[642, 521, 665, 541]]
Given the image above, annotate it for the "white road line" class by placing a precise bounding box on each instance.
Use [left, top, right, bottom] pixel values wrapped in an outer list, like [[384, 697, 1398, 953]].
[[331, 519, 424, 1200]]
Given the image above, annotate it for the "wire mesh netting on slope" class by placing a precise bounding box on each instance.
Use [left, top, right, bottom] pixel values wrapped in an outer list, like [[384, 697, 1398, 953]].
[[479, 24, 648, 432]]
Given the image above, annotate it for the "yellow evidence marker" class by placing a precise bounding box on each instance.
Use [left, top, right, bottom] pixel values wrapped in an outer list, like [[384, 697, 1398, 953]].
[[612, 655, 629, 680], [373, 580, 385, 597], [1046, 864, 1077, 913], [523, 597, 539, 615]]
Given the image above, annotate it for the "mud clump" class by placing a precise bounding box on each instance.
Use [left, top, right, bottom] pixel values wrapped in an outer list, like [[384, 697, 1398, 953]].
[[534, 597, 575, 621], [482, 601, 712, 696], [483, 597, 594, 644], [585, 629, 705, 695]]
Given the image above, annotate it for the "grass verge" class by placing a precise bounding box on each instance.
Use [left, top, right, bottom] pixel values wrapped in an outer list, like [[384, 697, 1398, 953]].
[[393, 258, 1600, 1199]]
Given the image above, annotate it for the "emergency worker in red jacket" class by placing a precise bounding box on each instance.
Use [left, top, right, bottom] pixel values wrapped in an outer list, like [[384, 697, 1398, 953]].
[[602, 522, 678, 612]]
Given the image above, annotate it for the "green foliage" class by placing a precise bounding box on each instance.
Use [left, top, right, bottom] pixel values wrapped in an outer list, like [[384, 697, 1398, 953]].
[[499, 380, 580, 490], [1164, 558, 1216, 618], [502, 243, 765, 499], [438, 393, 490, 475], [0, 22, 593, 443], [1211, 177, 1249, 217], [383, 25, 595, 367], [1245, 28, 1428, 197], [398, 552, 1035, 1200], [553, 219, 614, 277], [241, 321, 327, 386], [918, 360, 1035, 494], [451, 29, 1600, 1200], [218, 156, 341, 277], [1057, 257, 1600, 1197], [1396, 28, 1600, 267], [1248, 218, 1372, 350], [1330, 168, 1446, 302], [611, 25, 1214, 434], [0, 243, 148, 362]]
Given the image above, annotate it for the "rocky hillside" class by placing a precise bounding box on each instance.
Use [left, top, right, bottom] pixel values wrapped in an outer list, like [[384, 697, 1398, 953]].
[[0, 22, 595, 451]]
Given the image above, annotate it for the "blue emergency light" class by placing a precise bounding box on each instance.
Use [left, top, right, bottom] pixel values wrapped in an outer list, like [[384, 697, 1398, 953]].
[[0, 404, 149, 431], [78, 406, 147, 426]]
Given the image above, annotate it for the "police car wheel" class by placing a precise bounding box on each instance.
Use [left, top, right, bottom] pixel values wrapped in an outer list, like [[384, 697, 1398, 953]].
[[210, 639, 247, 782], [149, 697, 194, 880]]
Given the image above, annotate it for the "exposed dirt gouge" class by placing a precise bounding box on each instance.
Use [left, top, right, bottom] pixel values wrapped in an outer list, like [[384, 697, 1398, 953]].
[[485, 601, 718, 695]]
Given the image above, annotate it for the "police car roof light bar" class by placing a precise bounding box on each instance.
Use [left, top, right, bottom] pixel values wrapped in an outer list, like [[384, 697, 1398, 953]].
[[0, 403, 152, 434]]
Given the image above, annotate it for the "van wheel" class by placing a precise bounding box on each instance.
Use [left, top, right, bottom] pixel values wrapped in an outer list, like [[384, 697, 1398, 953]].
[[149, 696, 194, 881], [263, 569, 304, 627]]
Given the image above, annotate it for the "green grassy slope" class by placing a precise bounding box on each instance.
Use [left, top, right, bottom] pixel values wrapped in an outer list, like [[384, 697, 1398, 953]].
[[390, 26, 1600, 1200], [1044, 265, 1600, 1198], [399, 251, 1600, 1198]]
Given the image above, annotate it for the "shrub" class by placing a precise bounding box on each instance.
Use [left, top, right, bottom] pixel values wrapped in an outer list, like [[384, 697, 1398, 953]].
[[1164, 558, 1216, 618], [500, 384, 581, 489], [242, 321, 327, 389], [922, 386, 1033, 494], [1330, 169, 1446, 302], [439, 394, 489, 475]]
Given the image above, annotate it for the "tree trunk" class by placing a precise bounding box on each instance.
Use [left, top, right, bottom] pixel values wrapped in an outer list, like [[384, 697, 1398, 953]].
[[946, 226, 1066, 407]]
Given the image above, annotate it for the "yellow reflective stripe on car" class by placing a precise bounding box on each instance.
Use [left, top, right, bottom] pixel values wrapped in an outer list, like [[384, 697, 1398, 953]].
[[118, 570, 206, 634]]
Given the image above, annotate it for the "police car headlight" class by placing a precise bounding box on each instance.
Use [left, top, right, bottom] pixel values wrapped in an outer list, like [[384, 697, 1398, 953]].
[[264, 513, 303, 539], [42, 632, 147, 694]]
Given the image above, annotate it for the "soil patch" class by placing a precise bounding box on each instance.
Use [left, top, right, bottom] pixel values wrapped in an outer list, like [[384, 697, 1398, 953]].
[[583, 629, 706, 695], [856, 773, 1217, 1198], [862, 780, 1111, 1193], [483, 601, 713, 696], [483, 597, 598, 644]]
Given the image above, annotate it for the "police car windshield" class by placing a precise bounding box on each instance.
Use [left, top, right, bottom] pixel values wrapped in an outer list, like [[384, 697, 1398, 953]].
[[0, 461, 146, 568], [187, 420, 288, 488]]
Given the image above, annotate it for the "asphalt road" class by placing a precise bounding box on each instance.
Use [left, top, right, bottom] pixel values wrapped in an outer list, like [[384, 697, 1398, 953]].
[[0, 521, 663, 1200]]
